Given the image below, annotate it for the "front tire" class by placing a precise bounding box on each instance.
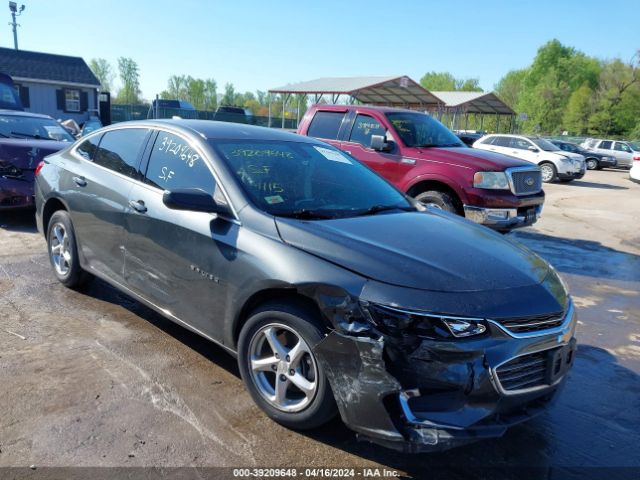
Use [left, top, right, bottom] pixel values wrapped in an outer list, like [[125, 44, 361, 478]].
[[414, 190, 459, 214], [47, 210, 89, 288], [539, 162, 557, 183], [238, 302, 337, 430], [586, 158, 598, 170]]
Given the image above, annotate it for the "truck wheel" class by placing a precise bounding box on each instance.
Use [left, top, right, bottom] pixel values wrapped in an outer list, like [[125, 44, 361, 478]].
[[539, 162, 557, 183], [586, 158, 598, 170], [414, 190, 459, 214], [238, 302, 337, 430]]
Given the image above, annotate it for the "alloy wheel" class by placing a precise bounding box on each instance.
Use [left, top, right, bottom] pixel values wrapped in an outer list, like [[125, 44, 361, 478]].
[[248, 323, 318, 413], [586, 159, 598, 170], [50, 223, 71, 276], [540, 164, 555, 182]]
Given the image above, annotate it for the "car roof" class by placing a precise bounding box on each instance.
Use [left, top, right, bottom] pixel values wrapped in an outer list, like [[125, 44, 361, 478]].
[[101, 119, 321, 143], [0, 109, 55, 120]]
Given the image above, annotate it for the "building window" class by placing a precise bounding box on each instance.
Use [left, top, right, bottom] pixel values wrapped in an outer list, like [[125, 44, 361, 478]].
[[65, 89, 81, 112]]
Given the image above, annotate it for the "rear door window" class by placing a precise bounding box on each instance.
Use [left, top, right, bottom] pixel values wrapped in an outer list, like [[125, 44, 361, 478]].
[[348, 114, 386, 147], [93, 128, 150, 179], [493, 136, 512, 147], [144, 131, 215, 193], [307, 111, 346, 140], [599, 140, 612, 150]]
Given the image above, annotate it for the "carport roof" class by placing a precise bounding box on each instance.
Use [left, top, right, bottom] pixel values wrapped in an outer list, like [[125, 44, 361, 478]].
[[269, 76, 442, 107], [430, 91, 515, 115]]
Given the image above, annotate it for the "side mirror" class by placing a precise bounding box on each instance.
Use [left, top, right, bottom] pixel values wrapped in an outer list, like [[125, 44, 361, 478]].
[[370, 134, 393, 152], [528, 146, 539, 152], [162, 188, 228, 215]]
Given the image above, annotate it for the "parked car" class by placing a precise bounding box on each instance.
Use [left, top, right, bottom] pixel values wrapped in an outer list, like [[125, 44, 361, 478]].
[[455, 131, 484, 147], [35, 120, 576, 452], [215, 105, 253, 124], [297, 105, 544, 232], [0, 110, 75, 209], [630, 153, 640, 183], [550, 139, 616, 170], [580, 139, 637, 169], [474, 134, 586, 183]]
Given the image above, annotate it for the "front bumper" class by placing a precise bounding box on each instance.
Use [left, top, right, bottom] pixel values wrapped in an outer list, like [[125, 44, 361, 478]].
[[464, 204, 542, 230], [314, 300, 577, 452], [558, 164, 586, 180]]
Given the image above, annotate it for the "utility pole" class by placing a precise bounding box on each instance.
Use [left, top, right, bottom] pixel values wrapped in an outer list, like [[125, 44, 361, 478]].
[[8, 2, 25, 50]]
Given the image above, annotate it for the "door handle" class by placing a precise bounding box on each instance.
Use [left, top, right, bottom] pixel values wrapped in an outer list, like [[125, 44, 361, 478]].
[[73, 176, 87, 187], [128, 200, 147, 213]]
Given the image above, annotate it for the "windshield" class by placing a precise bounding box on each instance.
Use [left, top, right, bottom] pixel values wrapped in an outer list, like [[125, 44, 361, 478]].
[[212, 140, 412, 219], [385, 112, 463, 148], [628, 141, 640, 151], [0, 114, 75, 141], [82, 120, 102, 135], [531, 138, 560, 151]]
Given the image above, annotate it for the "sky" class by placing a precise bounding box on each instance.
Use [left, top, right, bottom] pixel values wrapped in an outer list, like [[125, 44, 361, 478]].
[[6, 0, 639, 100]]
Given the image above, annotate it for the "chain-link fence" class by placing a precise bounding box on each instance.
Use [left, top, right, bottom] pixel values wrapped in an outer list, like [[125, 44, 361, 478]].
[[110, 104, 298, 129]]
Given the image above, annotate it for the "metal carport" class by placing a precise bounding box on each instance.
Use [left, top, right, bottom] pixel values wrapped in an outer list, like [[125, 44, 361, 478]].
[[430, 91, 515, 133]]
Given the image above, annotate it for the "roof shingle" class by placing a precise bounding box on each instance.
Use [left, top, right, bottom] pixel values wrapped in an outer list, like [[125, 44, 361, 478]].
[[0, 48, 100, 87]]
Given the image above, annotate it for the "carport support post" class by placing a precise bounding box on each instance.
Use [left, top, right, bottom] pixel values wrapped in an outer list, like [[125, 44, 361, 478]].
[[480, 114, 484, 131], [268, 94, 272, 128], [496, 114, 501, 133], [282, 93, 290, 129]]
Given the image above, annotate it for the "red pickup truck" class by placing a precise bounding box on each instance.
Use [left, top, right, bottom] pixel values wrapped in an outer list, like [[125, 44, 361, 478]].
[[297, 105, 545, 231]]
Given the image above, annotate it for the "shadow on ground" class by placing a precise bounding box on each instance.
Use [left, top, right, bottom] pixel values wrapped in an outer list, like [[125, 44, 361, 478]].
[[0, 209, 38, 233], [567, 180, 628, 190]]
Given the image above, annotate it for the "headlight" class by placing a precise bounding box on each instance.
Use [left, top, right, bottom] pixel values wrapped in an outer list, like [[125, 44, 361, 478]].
[[363, 303, 487, 339], [473, 171, 509, 189]]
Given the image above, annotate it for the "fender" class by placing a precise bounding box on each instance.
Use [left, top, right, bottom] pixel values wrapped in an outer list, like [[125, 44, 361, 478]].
[[403, 172, 470, 205]]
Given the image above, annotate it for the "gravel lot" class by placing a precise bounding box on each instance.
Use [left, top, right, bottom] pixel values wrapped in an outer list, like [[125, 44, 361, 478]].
[[1, 169, 639, 478]]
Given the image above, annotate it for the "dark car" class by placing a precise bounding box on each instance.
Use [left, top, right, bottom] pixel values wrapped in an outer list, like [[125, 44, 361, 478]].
[[215, 105, 253, 124], [550, 139, 617, 170], [35, 120, 577, 452], [298, 105, 544, 232], [0, 110, 75, 209], [455, 131, 484, 147]]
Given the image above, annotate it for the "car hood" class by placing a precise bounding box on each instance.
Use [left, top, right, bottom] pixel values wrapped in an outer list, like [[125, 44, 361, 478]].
[[276, 211, 550, 292], [0, 139, 69, 170], [405, 146, 530, 171]]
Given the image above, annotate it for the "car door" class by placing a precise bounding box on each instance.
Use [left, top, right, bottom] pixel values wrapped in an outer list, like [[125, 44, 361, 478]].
[[613, 142, 633, 167], [482, 135, 511, 156], [65, 127, 151, 283], [595, 140, 613, 157], [508, 137, 540, 164], [339, 113, 406, 184], [124, 129, 238, 341]]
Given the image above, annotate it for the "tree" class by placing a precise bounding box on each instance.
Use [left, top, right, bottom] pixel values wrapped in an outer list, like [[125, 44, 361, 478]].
[[221, 83, 236, 106], [563, 85, 593, 135], [419, 72, 482, 92], [203, 79, 218, 110], [495, 69, 527, 110], [115, 57, 141, 104], [89, 58, 114, 92]]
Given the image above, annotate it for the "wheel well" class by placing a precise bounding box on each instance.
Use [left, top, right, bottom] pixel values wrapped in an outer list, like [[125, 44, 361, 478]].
[[406, 180, 463, 213], [42, 198, 67, 238], [232, 289, 326, 348]]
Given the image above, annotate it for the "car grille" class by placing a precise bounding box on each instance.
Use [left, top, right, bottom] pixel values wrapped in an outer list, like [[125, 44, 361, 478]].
[[495, 350, 549, 391], [495, 311, 565, 334], [510, 169, 542, 195]]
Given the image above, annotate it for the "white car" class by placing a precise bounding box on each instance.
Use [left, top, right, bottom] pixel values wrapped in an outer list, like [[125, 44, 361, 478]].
[[474, 134, 586, 183], [630, 154, 640, 183]]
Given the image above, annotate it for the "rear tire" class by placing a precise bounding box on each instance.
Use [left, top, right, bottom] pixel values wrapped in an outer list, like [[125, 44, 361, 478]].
[[47, 210, 90, 288], [539, 162, 557, 183], [238, 302, 337, 430], [413, 190, 459, 214]]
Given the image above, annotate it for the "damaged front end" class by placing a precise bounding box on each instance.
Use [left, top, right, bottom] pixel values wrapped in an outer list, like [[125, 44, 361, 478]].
[[310, 280, 578, 453]]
